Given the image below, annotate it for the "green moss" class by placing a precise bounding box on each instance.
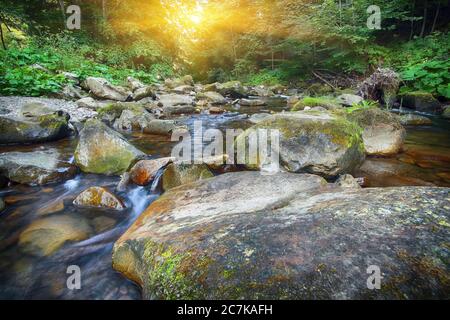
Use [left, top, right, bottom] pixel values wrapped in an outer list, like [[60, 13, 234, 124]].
[[307, 83, 334, 96], [292, 96, 341, 111], [143, 241, 211, 300], [346, 107, 403, 130], [97, 102, 145, 118]]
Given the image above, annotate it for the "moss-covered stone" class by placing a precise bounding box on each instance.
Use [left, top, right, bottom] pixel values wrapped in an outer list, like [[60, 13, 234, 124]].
[[73, 186, 125, 210], [235, 111, 365, 177], [74, 119, 145, 175], [399, 91, 441, 113], [162, 162, 214, 190], [292, 96, 341, 111], [112, 172, 450, 299]]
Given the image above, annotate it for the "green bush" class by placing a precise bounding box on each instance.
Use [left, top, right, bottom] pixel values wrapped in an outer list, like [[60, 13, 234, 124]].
[[246, 69, 287, 86]]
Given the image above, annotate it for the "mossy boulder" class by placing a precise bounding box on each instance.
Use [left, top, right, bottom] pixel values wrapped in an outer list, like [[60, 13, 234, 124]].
[[162, 162, 214, 191], [0, 150, 77, 186], [399, 91, 441, 114], [307, 83, 334, 96], [165, 75, 194, 89], [443, 106, 450, 119], [97, 102, 147, 126], [196, 91, 227, 105], [112, 172, 450, 299], [74, 119, 145, 175], [346, 107, 406, 156], [0, 113, 71, 145], [236, 111, 365, 178], [292, 96, 341, 111], [73, 186, 125, 210], [19, 214, 93, 257], [217, 81, 247, 98]]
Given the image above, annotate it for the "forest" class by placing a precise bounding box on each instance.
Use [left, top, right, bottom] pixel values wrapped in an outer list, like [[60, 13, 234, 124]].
[[0, 0, 449, 301]]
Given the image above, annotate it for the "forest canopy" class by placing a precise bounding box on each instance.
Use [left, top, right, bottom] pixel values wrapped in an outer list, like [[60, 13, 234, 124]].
[[0, 0, 449, 97]]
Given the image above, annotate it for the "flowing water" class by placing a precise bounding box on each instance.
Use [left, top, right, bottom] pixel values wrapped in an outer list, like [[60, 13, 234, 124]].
[[0, 98, 449, 299]]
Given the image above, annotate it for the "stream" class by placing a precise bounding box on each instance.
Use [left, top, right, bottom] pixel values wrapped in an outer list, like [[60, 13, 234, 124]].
[[0, 97, 449, 299]]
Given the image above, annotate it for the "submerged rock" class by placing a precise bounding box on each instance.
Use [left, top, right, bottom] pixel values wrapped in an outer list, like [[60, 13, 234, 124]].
[[162, 162, 214, 190], [400, 114, 433, 126], [249, 113, 272, 124], [19, 214, 92, 257], [0, 150, 77, 186], [74, 119, 145, 175], [113, 172, 450, 299], [0, 113, 71, 145], [130, 158, 175, 186], [239, 99, 266, 106], [347, 108, 406, 156], [86, 77, 131, 102], [73, 186, 125, 210], [236, 111, 365, 178]]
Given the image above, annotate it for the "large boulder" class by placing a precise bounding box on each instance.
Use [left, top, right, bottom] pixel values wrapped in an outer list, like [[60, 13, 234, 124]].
[[133, 86, 156, 101], [158, 94, 194, 108], [337, 94, 364, 107], [0, 113, 71, 145], [399, 91, 441, 114], [114, 109, 155, 132], [162, 162, 214, 191], [347, 108, 406, 156], [74, 119, 145, 175], [164, 76, 194, 89], [85, 77, 131, 102], [19, 214, 92, 257], [0, 150, 77, 186], [112, 172, 450, 299], [236, 111, 365, 178], [73, 187, 125, 211], [358, 68, 400, 107], [97, 102, 147, 126]]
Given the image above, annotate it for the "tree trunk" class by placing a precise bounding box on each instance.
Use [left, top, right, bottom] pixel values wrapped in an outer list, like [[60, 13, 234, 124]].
[[409, 0, 416, 40], [58, 0, 66, 28], [102, 0, 107, 20], [0, 22, 6, 50], [431, 2, 441, 33], [420, 0, 428, 38]]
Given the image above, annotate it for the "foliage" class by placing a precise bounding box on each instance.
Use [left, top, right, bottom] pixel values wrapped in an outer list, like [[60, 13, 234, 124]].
[[246, 69, 287, 86]]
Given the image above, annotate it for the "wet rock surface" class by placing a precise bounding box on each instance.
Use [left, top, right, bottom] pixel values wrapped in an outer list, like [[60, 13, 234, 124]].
[[73, 186, 126, 210], [113, 172, 450, 299]]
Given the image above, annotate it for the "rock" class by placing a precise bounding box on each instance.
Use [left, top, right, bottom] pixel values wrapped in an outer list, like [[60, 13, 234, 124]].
[[0, 113, 71, 145], [209, 107, 225, 114], [236, 111, 365, 178], [127, 77, 145, 92], [347, 108, 406, 156], [335, 174, 361, 189], [0, 150, 77, 186], [117, 172, 131, 192], [158, 94, 194, 108], [0, 197, 5, 212], [74, 187, 126, 210], [399, 114, 433, 126], [358, 68, 400, 107], [133, 86, 156, 101], [114, 109, 155, 132], [76, 97, 99, 110], [163, 105, 197, 116], [197, 92, 227, 105], [269, 85, 286, 94], [171, 85, 195, 94], [399, 91, 441, 114], [203, 83, 219, 92], [249, 113, 272, 124], [217, 81, 247, 98], [113, 172, 450, 299], [143, 120, 185, 136], [61, 72, 80, 83], [74, 119, 145, 175], [130, 158, 175, 186], [19, 102, 54, 118], [162, 162, 214, 190], [165, 76, 194, 89], [287, 96, 301, 105], [239, 99, 266, 106], [92, 216, 117, 234], [337, 94, 364, 107], [86, 77, 131, 102], [19, 215, 92, 257], [292, 97, 341, 111], [60, 84, 86, 100], [249, 86, 275, 97], [97, 102, 147, 125], [443, 106, 450, 119]]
